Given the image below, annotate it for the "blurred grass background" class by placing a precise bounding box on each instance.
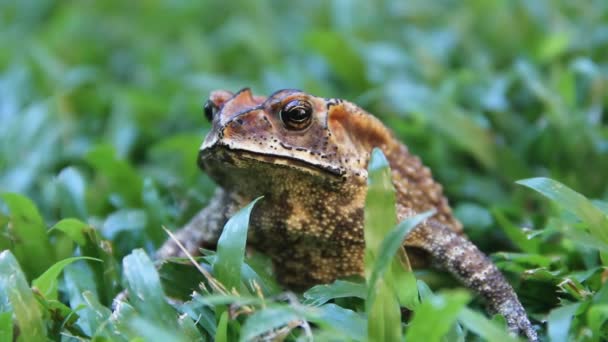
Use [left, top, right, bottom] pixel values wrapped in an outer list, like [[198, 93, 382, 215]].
[[1, 0, 608, 340]]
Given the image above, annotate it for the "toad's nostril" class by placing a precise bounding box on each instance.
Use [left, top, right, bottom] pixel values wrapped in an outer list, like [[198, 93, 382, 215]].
[[204, 99, 218, 122]]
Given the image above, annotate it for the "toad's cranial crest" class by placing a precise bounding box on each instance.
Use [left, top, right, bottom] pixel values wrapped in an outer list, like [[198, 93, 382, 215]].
[[159, 88, 538, 341]]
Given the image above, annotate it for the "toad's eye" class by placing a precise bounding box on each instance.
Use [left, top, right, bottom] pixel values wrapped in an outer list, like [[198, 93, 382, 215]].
[[280, 100, 313, 130], [204, 100, 218, 122]]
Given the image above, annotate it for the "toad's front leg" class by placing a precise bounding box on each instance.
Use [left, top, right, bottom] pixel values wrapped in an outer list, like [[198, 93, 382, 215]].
[[157, 188, 237, 258], [406, 220, 538, 341]]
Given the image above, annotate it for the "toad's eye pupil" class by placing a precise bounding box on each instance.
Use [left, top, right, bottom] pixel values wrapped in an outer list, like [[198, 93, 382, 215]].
[[204, 100, 218, 122], [280, 100, 313, 130]]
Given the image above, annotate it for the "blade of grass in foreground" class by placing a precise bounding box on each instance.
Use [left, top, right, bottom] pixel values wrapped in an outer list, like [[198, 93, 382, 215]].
[[405, 290, 470, 342], [364, 148, 417, 341], [239, 307, 300, 342], [0, 250, 46, 341], [517, 177, 608, 264], [367, 209, 435, 305], [303, 280, 366, 306], [32, 256, 101, 300], [213, 196, 262, 292], [458, 307, 520, 342], [122, 249, 189, 339], [517, 177, 608, 243], [1, 193, 54, 278], [0, 312, 12, 342]]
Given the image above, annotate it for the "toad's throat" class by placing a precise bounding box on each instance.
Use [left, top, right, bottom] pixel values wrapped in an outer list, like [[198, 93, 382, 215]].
[[198, 144, 345, 178]]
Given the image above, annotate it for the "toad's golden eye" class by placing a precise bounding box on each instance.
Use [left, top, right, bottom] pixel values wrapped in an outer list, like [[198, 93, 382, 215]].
[[280, 100, 313, 130], [204, 99, 218, 122]]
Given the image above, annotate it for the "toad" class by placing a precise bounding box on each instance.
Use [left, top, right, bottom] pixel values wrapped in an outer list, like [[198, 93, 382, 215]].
[[158, 88, 537, 340]]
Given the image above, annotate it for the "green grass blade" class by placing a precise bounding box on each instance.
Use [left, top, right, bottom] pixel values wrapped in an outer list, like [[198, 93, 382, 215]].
[[122, 249, 181, 333], [0, 250, 46, 341], [1, 193, 54, 278], [364, 148, 413, 340], [54, 166, 88, 219], [82, 291, 122, 340], [368, 279, 402, 342], [405, 290, 470, 342], [517, 177, 608, 244], [303, 280, 366, 306], [79, 224, 121, 305], [0, 312, 12, 342], [458, 307, 520, 342], [307, 303, 367, 341], [587, 304, 608, 342], [239, 307, 300, 342], [128, 317, 189, 342], [85, 144, 143, 207], [364, 148, 398, 254], [215, 311, 229, 342], [49, 218, 91, 246], [367, 210, 435, 307], [428, 107, 497, 169], [32, 256, 101, 300], [178, 297, 217, 337], [547, 302, 580, 342], [494, 210, 540, 254], [213, 197, 262, 291]]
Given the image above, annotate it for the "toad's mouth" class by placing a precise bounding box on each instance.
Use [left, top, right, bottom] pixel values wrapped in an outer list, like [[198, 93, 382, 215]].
[[198, 144, 345, 179]]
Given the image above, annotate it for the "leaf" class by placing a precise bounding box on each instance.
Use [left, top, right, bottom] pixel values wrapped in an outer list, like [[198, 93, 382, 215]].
[[518, 177, 608, 265], [128, 317, 190, 342], [55, 166, 88, 219], [0, 250, 46, 341], [405, 290, 470, 342], [38, 299, 82, 339], [49, 218, 89, 246], [303, 280, 366, 306], [122, 250, 180, 330], [102, 208, 147, 239], [428, 106, 497, 169], [364, 148, 398, 253], [78, 224, 121, 305], [457, 307, 519, 342], [239, 306, 300, 342], [517, 177, 608, 244], [493, 210, 540, 254], [81, 291, 119, 339], [32, 256, 101, 300], [368, 279, 402, 342], [0, 312, 12, 342], [304, 30, 368, 91], [587, 304, 608, 342], [213, 197, 262, 291], [307, 303, 367, 341], [63, 263, 100, 336], [215, 311, 229, 342], [142, 177, 171, 246], [364, 148, 416, 340], [547, 303, 580, 342], [178, 313, 204, 341], [85, 144, 143, 207], [158, 260, 206, 300], [179, 295, 217, 337], [1, 192, 54, 278], [367, 210, 435, 307], [492, 252, 554, 268]]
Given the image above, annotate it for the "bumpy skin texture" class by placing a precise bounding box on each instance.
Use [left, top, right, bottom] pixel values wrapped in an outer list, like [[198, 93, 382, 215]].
[[158, 88, 537, 341]]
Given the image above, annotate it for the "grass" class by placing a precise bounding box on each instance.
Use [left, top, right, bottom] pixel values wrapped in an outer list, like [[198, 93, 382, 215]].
[[1, 0, 608, 341]]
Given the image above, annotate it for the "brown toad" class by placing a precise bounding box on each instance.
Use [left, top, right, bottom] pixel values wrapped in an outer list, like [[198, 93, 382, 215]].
[[159, 88, 537, 340]]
